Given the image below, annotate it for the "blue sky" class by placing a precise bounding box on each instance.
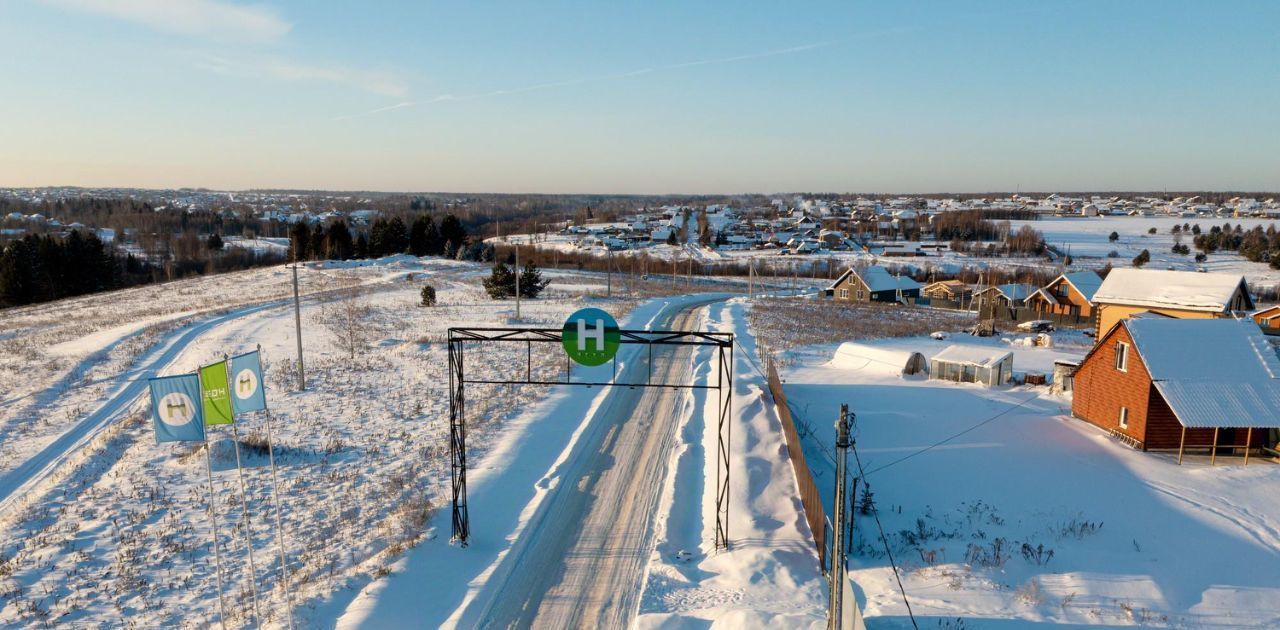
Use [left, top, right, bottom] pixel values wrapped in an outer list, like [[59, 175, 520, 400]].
[[1, 0, 1276, 193]]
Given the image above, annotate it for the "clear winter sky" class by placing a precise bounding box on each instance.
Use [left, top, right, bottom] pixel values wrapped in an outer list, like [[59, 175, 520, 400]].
[[1, 0, 1277, 194]]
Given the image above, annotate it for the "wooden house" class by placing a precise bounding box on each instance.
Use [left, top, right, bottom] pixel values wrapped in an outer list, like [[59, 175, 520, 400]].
[[1253, 305, 1280, 335], [1071, 317, 1280, 460], [973, 283, 1038, 309], [921, 280, 973, 303], [1026, 271, 1103, 317], [826, 266, 921, 303], [1092, 269, 1254, 338]]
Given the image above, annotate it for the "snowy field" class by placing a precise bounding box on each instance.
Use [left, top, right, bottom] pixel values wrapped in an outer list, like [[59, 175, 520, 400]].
[[774, 317, 1280, 628], [0, 256, 831, 628]]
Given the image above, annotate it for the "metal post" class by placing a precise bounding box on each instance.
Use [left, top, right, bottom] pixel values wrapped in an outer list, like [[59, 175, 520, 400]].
[[748, 257, 754, 297], [290, 264, 305, 391], [204, 439, 230, 630], [829, 404, 851, 630], [714, 342, 733, 550], [607, 249, 613, 298], [223, 357, 263, 629], [448, 336, 470, 544], [262, 409, 295, 629]]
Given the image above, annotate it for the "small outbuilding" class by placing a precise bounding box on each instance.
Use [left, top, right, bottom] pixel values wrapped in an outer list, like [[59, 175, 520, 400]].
[[830, 342, 928, 376], [929, 345, 1014, 387]]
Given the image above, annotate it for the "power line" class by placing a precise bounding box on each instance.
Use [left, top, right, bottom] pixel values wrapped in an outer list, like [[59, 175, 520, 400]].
[[861, 393, 1040, 478], [851, 440, 918, 630]]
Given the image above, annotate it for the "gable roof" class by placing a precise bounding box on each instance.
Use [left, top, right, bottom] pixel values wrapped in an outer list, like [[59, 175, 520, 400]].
[[827, 266, 921, 293], [979, 283, 1038, 301], [1118, 318, 1280, 428], [1057, 271, 1104, 302], [1093, 269, 1252, 313]]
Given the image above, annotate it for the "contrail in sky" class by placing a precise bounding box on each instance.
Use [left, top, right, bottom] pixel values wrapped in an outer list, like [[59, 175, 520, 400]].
[[330, 38, 861, 121]]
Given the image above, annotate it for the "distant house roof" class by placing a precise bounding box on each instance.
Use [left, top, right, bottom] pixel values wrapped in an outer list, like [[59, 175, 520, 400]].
[[979, 283, 1037, 302], [1093, 269, 1253, 313], [931, 345, 1013, 367], [1123, 318, 1280, 429]]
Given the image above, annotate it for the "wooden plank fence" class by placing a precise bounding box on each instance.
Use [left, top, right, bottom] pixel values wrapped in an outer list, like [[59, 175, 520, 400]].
[[765, 355, 828, 570]]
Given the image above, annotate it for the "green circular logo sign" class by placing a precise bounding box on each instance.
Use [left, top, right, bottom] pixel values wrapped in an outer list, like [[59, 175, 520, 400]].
[[563, 307, 620, 366]]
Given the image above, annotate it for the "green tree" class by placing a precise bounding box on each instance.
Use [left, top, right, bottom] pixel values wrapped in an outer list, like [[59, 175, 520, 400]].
[[482, 262, 517, 299], [288, 221, 311, 262], [326, 221, 354, 260], [439, 214, 467, 254], [207, 233, 224, 251], [420, 284, 437, 306], [1108, 231, 1119, 243], [518, 261, 551, 298], [1132, 249, 1151, 267], [409, 215, 441, 256]]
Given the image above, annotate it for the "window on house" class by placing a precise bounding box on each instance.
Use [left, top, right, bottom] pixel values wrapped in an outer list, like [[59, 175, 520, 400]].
[[839, 288, 849, 299], [1118, 406, 1129, 429], [1115, 342, 1129, 372], [856, 290, 864, 300]]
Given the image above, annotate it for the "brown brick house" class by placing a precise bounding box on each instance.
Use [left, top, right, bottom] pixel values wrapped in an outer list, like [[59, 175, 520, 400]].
[[1071, 316, 1280, 459]]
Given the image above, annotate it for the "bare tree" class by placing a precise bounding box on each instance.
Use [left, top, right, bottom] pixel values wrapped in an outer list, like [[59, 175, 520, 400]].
[[318, 289, 375, 359]]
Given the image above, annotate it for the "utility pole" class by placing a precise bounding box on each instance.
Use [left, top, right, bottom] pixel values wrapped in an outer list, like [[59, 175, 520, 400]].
[[829, 404, 852, 630], [606, 248, 613, 298], [748, 257, 754, 297], [290, 264, 305, 391], [515, 242, 521, 319]]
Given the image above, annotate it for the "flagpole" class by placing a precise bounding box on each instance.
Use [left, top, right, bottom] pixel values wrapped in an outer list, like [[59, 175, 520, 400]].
[[226, 357, 264, 628], [259, 345, 296, 630], [203, 435, 230, 630]]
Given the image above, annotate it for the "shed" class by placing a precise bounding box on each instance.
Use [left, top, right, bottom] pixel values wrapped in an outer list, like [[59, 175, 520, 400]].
[[929, 345, 1014, 387], [830, 343, 928, 376]]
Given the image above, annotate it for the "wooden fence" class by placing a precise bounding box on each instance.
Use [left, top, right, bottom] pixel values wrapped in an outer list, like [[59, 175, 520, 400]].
[[765, 356, 828, 570]]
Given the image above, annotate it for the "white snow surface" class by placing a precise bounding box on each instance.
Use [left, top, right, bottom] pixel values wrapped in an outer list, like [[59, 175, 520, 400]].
[[1094, 268, 1249, 312], [776, 327, 1280, 628]]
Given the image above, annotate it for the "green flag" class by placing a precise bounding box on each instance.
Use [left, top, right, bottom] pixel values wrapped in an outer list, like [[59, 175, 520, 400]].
[[199, 361, 235, 426]]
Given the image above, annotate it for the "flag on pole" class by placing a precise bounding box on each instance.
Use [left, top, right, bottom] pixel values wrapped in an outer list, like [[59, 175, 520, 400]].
[[149, 374, 206, 443], [230, 350, 267, 414], [200, 361, 235, 425]]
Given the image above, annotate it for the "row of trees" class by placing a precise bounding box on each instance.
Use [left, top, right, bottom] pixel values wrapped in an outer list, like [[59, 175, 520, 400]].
[[1, 231, 121, 306], [287, 214, 471, 262]]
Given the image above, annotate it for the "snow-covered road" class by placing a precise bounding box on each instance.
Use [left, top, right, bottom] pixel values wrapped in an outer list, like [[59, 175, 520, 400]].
[[465, 301, 712, 628]]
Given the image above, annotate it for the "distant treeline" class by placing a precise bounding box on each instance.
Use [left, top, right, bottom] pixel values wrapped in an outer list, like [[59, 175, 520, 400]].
[[0, 230, 286, 308], [285, 213, 483, 262]]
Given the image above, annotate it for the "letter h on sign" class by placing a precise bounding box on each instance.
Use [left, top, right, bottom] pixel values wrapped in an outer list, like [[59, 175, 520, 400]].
[[578, 318, 606, 352]]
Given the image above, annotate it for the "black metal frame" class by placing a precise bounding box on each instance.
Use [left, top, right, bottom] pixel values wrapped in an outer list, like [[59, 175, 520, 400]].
[[447, 327, 734, 550]]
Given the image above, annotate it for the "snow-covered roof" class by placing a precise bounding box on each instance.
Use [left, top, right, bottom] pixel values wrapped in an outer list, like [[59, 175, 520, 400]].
[[826, 266, 920, 293], [1093, 269, 1251, 313], [860, 266, 922, 293], [931, 345, 1013, 367], [1060, 271, 1104, 302], [829, 343, 925, 375], [1124, 318, 1280, 428]]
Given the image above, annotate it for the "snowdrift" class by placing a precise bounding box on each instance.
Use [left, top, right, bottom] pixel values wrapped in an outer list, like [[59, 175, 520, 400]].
[[829, 342, 927, 376]]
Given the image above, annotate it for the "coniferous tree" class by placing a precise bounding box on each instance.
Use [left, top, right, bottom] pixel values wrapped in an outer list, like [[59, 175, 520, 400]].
[[517, 261, 551, 298], [207, 233, 224, 251], [355, 233, 370, 259], [483, 262, 517, 299], [310, 224, 327, 260], [326, 221, 354, 260], [288, 222, 311, 262], [439, 214, 467, 254], [409, 215, 440, 256]]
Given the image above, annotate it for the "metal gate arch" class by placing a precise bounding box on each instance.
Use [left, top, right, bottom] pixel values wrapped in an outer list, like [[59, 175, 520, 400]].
[[447, 326, 734, 550]]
